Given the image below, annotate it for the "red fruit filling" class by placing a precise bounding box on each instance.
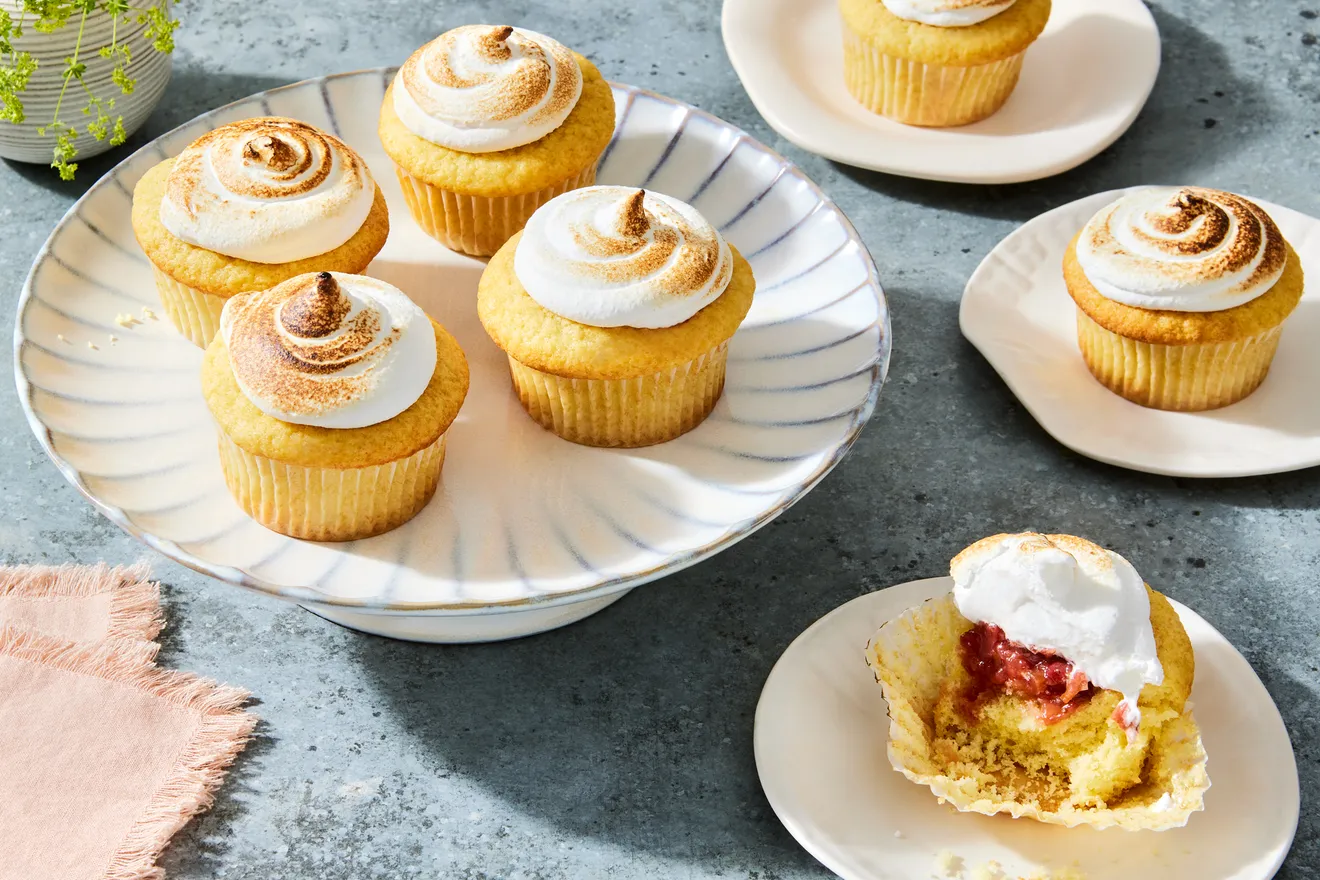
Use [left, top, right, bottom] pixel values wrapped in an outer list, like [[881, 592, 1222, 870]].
[[958, 622, 1095, 724]]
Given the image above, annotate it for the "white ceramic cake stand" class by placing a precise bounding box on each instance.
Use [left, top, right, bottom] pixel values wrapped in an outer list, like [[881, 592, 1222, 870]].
[[15, 72, 889, 642]]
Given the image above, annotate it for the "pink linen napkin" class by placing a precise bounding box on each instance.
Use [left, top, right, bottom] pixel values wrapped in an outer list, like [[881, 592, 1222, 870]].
[[0, 564, 256, 880], [0, 563, 162, 644]]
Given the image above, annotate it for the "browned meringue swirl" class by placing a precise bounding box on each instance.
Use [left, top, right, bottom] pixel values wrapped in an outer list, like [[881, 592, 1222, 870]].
[[513, 186, 734, 329], [392, 26, 584, 152], [1076, 186, 1288, 312], [220, 272, 437, 429], [168, 118, 364, 208], [403, 25, 577, 124], [160, 117, 374, 264]]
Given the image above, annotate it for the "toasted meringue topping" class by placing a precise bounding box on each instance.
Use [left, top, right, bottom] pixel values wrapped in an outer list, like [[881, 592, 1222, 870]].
[[160, 117, 375, 264], [220, 272, 437, 429], [1077, 186, 1288, 312], [392, 25, 583, 153], [881, 0, 1016, 27], [951, 533, 1164, 732], [513, 186, 734, 329]]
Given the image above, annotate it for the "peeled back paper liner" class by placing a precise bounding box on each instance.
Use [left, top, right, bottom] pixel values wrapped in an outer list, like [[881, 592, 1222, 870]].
[[864, 593, 1210, 831], [395, 164, 598, 258]]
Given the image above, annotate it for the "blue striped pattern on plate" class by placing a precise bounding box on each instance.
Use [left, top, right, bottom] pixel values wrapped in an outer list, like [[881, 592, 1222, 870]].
[[14, 72, 890, 614]]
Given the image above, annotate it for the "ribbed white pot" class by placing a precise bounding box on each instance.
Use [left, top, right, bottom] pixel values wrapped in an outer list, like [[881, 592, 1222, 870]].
[[0, 0, 172, 164]]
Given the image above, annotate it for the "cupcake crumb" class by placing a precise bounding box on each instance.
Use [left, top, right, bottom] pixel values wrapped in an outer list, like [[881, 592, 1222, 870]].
[[86, 341, 98, 351], [969, 861, 1006, 880], [115, 313, 142, 328], [935, 851, 963, 877], [142, 307, 158, 320], [56, 334, 68, 343], [109, 335, 119, 344], [893, 829, 905, 839]]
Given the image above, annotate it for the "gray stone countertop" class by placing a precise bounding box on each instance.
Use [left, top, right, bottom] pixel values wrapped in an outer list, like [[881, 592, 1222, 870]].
[[1, 1, 1316, 877]]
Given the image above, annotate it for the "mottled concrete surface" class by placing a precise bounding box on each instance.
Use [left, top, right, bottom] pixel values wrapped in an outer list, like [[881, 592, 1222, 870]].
[[1, 1, 1317, 877]]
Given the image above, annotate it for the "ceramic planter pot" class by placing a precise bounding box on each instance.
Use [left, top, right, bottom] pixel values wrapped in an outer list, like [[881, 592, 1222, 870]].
[[0, 1, 172, 164]]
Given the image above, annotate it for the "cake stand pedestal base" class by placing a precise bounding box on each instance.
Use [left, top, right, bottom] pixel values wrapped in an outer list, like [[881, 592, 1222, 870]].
[[300, 589, 632, 643]]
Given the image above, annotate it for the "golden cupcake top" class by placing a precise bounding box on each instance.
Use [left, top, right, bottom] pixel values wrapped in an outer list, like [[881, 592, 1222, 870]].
[[219, 272, 438, 429], [391, 25, 583, 153], [159, 117, 376, 264], [1076, 186, 1287, 313], [512, 186, 734, 329]]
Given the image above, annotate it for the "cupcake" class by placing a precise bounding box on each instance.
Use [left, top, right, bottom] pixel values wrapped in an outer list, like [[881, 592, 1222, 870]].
[[201, 272, 469, 541], [868, 533, 1209, 830], [838, 0, 1051, 127], [1065, 187, 1304, 411], [380, 25, 616, 257], [478, 186, 756, 447], [132, 117, 389, 348]]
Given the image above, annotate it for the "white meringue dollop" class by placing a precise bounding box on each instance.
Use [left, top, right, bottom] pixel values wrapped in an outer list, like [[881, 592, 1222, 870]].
[[160, 117, 375, 264], [881, 0, 1016, 27], [513, 186, 734, 329], [392, 25, 583, 153], [950, 533, 1164, 729], [220, 272, 437, 429], [1076, 186, 1288, 313]]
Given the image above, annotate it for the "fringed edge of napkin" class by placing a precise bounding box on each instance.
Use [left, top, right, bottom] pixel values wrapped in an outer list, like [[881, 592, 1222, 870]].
[[0, 626, 257, 880], [0, 562, 163, 643]]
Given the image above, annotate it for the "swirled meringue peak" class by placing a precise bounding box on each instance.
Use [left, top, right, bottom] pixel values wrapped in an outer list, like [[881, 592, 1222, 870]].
[[220, 272, 437, 429], [392, 25, 583, 153], [1077, 186, 1288, 312], [513, 186, 734, 329], [160, 117, 375, 264], [881, 0, 1016, 27]]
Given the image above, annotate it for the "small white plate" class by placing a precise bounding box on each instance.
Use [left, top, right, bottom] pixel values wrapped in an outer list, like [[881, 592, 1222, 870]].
[[961, 189, 1320, 478], [755, 577, 1300, 880], [14, 73, 889, 642], [721, 0, 1160, 184]]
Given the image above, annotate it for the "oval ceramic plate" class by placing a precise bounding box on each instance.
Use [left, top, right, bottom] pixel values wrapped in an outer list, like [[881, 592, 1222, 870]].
[[14, 72, 889, 639], [961, 189, 1320, 478], [755, 577, 1300, 880], [721, 0, 1160, 184]]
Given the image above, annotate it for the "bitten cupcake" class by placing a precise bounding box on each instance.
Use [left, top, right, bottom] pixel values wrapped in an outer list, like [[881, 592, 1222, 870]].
[[201, 272, 469, 541], [380, 25, 616, 257], [132, 117, 390, 348], [868, 533, 1210, 830], [838, 0, 1051, 127], [478, 186, 756, 447], [1065, 187, 1304, 411]]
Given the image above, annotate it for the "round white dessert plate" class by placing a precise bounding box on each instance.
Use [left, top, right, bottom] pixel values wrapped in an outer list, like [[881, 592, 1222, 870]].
[[14, 72, 889, 642], [721, 0, 1160, 184], [755, 577, 1300, 880], [961, 189, 1320, 478]]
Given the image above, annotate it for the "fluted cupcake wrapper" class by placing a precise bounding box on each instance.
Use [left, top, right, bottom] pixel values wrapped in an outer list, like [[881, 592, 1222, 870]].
[[865, 594, 1210, 831], [842, 29, 1025, 127], [505, 342, 729, 448], [215, 429, 448, 541], [1075, 308, 1285, 412], [152, 268, 227, 348], [395, 164, 598, 258]]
